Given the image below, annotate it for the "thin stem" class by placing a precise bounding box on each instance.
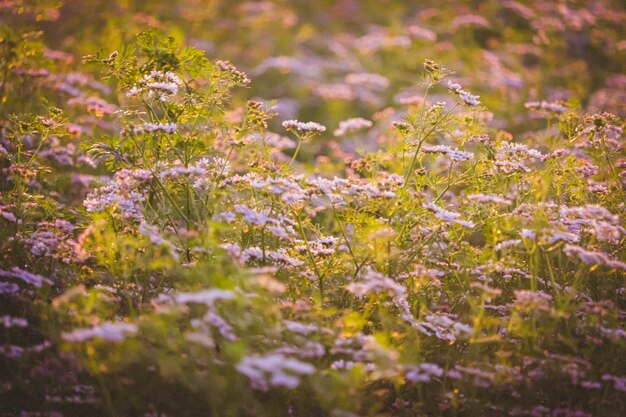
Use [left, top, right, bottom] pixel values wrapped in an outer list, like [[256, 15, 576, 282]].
[[294, 210, 324, 300], [433, 162, 454, 204], [330, 203, 359, 275], [542, 250, 562, 306], [402, 103, 458, 192], [289, 138, 303, 167]]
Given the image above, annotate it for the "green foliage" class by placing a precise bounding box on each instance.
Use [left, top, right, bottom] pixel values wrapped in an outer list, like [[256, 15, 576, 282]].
[[1, 2, 625, 417]]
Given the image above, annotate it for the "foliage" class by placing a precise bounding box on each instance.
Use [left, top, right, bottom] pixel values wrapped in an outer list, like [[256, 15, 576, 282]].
[[1, 2, 625, 416]]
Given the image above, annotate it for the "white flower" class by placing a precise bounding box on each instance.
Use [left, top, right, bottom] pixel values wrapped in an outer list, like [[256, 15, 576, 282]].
[[0, 267, 52, 288], [236, 353, 315, 391], [459, 90, 480, 106], [467, 193, 512, 205], [135, 122, 178, 134], [333, 117, 373, 136], [423, 202, 475, 228], [282, 119, 326, 133], [346, 267, 406, 298], [405, 363, 444, 383], [525, 100, 567, 114], [127, 70, 182, 101], [235, 205, 272, 226], [422, 144, 474, 162], [447, 80, 480, 106], [564, 245, 626, 271], [168, 289, 235, 306], [62, 322, 138, 342]]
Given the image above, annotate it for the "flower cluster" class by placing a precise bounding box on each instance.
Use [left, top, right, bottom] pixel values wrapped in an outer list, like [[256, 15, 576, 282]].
[[282, 119, 326, 134], [447, 80, 481, 106], [333, 117, 373, 136], [84, 168, 152, 219], [2, 14, 626, 417], [127, 70, 183, 101]]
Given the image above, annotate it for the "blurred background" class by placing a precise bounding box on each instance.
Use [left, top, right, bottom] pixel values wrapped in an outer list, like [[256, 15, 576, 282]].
[[3, 0, 626, 133]]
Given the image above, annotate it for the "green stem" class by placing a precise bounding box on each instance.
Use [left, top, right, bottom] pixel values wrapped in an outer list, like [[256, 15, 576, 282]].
[[294, 210, 324, 300], [402, 104, 458, 192], [331, 203, 359, 275], [433, 162, 454, 204], [289, 138, 303, 167]]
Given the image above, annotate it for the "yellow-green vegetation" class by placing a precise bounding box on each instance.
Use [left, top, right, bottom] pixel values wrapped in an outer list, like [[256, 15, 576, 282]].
[[1, 2, 625, 416]]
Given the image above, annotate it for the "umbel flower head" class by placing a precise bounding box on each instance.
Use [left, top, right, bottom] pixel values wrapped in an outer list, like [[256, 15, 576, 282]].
[[127, 70, 183, 101], [447, 80, 480, 106], [282, 119, 326, 134]]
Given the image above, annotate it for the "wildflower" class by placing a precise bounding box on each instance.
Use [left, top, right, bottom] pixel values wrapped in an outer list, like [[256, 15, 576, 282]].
[[234, 205, 272, 226], [495, 239, 522, 250], [0, 345, 25, 359], [467, 193, 512, 205], [135, 122, 178, 134], [422, 144, 474, 162], [266, 250, 304, 267], [409, 313, 473, 342], [236, 353, 315, 391], [138, 221, 180, 260], [22, 228, 82, 262], [451, 14, 491, 30], [62, 322, 138, 342], [312, 83, 354, 100], [574, 159, 598, 178], [295, 236, 339, 257], [408, 26, 437, 41], [447, 80, 481, 106], [0, 282, 20, 294], [560, 205, 624, 242], [493, 141, 543, 173], [393, 121, 411, 133], [0, 316, 28, 328], [158, 161, 206, 180], [524, 100, 568, 114], [546, 231, 579, 244], [333, 117, 373, 136], [448, 365, 495, 388], [0, 206, 16, 223], [497, 141, 543, 160], [283, 320, 319, 335], [192, 310, 236, 341], [281, 190, 308, 204], [77, 96, 118, 117], [216, 60, 251, 85], [346, 268, 406, 299], [275, 341, 325, 359], [218, 211, 236, 222], [514, 290, 553, 312], [282, 119, 326, 134], [242, 247, 264, 262], [587, 181, 608, 195], [268, 224, 296, 239], [127, 70, 182, 101], [166, 289, 235, 306], [423, 202, 475, 228], [601, 374, 626, 392], [405, 363, 444, 383], [84, 169, 150, 220], [469, 282, 502, 297], [468, 134, 492, 143], [564, 245, 626, 271], [344, 73, 390, 90], [0, 267, 52, 288]]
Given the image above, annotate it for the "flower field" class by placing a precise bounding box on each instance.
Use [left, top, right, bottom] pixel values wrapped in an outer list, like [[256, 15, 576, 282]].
[[1, 1, 625, 416]]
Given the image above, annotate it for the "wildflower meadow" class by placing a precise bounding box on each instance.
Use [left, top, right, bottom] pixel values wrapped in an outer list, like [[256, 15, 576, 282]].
[[0, 1, 625, 416]]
